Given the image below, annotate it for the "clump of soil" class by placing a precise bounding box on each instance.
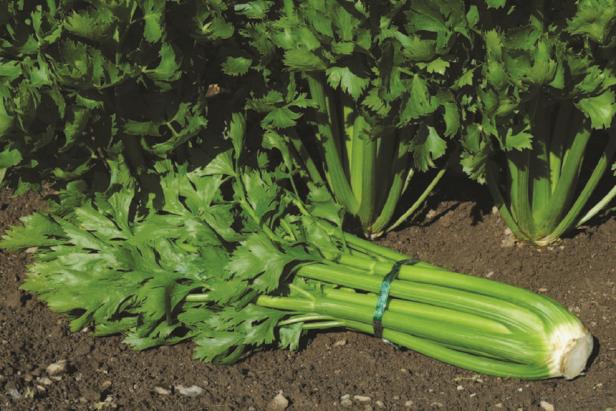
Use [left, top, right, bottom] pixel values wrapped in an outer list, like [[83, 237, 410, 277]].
[[0, 186, 614, 410]]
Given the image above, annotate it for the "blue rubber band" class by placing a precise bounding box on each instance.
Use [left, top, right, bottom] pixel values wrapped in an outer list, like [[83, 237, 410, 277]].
[[373, 258, 418, 338]]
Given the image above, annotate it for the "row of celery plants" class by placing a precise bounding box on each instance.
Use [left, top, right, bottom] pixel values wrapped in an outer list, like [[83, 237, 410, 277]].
[[1, 0, 614, 243]]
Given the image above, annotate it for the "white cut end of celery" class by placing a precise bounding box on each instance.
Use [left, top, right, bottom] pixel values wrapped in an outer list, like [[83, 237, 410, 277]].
[[548, 323, 593, 379]]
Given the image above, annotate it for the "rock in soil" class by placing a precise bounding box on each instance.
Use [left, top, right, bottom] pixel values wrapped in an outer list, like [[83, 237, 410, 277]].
[[153, 386, 171, 395], [46, 359, 67, 376], [175, 384, 204, 397], [540, 400, 555, 411], [266, 391, 289, 411]]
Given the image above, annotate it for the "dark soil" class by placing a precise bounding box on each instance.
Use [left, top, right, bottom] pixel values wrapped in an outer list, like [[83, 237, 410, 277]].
[[0, 184, 614, 411]]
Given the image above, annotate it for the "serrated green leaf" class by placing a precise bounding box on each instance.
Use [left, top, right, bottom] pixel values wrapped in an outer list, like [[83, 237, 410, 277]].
[[143, 0, 165, 43], [283, 48, 326, 71], [399, 75, 438, 125], [567, 0, 616, 43], [222, 56, 252, 76], [576, 90, 616, 129], [326, 66, 369, 100], [411, 125, 447, 171], [0, 148, 22, 169], [504, 128, 533, 151], [262, 107, 301, 129], [146, 43, 181, 82]]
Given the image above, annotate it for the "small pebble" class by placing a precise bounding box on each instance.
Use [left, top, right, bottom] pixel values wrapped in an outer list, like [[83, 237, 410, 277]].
[[485, 271, 495, 278], [46, 359, 67, 376], [38, 377, 53, 386], [540, 401, 555, 411], [7, 388, 21, 400], [153, 386, 170, 395], [175, 385, 204, 397], [333, 339, 347, 347], [375, 400, 384, 408], [405, 400, 414, 408], [495, 403, 504, 408], [354, 395, 371, 403], [501, 236, 515, 248], [266, 391, 289, 411], [341, 394, 351, 400], [341, 398, 353, 407], [456, 385, 464, 391]]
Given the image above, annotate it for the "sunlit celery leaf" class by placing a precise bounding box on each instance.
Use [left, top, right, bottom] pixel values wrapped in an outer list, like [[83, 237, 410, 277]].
[[394, 32, 437, 62], [362, 89, 390, 117], [435, 91, 460, 137], [405, 0, 469, 49], [278, 322, 303, 350], [226, 232, 294, 292], [326, 66, 370, 99], [575, 90, 616, 129], [484, 0, 507, 9], [399, 75, 438, 125], [410, 125, 447, 171], [234, 1, 274, 19], [144, 43, 181, 83], [191, 304, 287, 363], [189, 304, 287, 363], [575, 66, 616, 94], [567, 0, 616, 43], [63, 108, 90, 150], [143, 0, 165, 43], [305, 182, 343, 225], [283, 48, 326, 71], [460, 124, 489, 184], [261, 130, 295, 171], [261, 107, 301, 129], [237, 169, 279, 220], [222, 56, 253, 76], [154, 161, 240, 243], [64, 7, 116, 43], [0, 148, 22, 170], [503, 126, 533, 151], [0, 213, 64, 248]]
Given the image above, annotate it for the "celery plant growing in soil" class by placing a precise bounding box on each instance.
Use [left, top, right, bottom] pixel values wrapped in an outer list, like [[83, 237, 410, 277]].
[[460, 0, 616, 245], [2, 116, 593, 379], [231, 0, 475, 237]]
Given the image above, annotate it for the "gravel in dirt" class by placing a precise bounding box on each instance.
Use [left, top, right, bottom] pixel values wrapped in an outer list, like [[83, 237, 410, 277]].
[[0, 183, 614, 410]]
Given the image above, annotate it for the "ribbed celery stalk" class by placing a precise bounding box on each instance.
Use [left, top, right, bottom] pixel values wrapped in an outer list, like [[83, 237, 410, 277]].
[[299, 74, 445, 237], [248, 221, 594, 380], [257, 249, 593, 379]]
